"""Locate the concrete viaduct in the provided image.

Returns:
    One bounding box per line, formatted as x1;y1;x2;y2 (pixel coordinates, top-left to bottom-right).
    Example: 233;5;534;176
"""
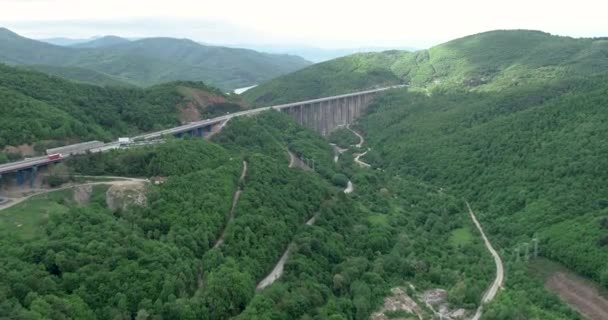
0;85;404;185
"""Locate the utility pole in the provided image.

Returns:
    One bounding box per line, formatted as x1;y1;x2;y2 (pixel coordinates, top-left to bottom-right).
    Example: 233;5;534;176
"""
532;237;539;258
523;242;530;262
515;246;520;262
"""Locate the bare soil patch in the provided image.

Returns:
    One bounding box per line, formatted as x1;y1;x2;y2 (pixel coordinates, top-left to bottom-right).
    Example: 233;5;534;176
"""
3;144;36;157
371;287;424;320
179;102;202;123
105;181;147;211
73;184;92;205
546;272;608;320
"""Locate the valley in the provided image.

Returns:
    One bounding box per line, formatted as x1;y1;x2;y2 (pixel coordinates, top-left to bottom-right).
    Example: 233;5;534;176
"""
0;23;607;320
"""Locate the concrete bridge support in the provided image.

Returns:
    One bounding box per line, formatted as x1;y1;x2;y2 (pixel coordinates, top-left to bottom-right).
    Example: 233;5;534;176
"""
280;92;377;136
16;170;25;186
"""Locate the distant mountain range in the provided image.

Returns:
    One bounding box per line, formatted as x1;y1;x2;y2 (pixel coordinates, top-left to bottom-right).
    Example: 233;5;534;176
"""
0;28;311;90
70;35;131;48
40;35;413;62
225;44;418;62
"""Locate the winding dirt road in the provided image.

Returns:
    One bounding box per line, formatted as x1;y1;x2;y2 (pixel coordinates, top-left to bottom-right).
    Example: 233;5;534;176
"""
288;150;295;168
329;143;347;163
347;125;365;148
354;149;371;168
213;161;247;249
467;201;504;320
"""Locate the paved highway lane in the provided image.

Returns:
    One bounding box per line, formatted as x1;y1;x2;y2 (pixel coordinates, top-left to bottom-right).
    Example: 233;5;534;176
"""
1;85;407;175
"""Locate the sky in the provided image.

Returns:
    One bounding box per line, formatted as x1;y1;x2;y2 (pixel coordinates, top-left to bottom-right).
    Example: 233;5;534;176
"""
1;0;607;49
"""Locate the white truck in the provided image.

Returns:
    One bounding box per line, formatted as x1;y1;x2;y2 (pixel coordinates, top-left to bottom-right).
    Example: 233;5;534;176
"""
118;137;131;146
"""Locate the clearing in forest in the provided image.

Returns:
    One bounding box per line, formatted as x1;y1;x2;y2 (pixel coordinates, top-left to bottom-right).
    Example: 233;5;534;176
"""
529;258;608;320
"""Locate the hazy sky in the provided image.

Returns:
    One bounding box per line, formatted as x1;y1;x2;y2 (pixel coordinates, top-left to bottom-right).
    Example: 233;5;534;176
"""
1;0;607;48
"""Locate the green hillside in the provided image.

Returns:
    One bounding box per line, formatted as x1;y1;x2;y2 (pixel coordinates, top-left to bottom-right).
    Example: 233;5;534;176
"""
22;65;134;87
244;30;608;105
242;51;404;105
0;109;501;319
0;64;243;154
357;76;608;316
0;28;311;90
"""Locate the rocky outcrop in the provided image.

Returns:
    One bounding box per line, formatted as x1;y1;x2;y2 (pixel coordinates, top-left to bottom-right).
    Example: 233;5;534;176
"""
105;182;147;211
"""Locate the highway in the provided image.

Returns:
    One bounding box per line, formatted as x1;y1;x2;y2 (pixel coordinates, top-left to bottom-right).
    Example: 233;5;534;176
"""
0;85;405;175
0;156;62;175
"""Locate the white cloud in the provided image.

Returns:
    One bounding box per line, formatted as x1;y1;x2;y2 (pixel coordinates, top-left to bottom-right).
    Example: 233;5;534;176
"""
1;0;607;48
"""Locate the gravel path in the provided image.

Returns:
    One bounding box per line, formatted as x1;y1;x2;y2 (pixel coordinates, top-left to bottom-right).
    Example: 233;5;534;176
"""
347;125;365;148
213;161;247;249
354;149;371;168
467;201;504;320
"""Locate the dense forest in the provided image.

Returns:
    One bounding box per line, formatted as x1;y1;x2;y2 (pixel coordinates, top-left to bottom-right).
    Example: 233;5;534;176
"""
2;28;607;320
357;76;608;317
0;27;310;90
1;110;506;319
0;64;242;154
244;30;608;106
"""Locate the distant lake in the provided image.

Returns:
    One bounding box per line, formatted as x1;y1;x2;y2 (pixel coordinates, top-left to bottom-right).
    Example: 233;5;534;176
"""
234;85;257;94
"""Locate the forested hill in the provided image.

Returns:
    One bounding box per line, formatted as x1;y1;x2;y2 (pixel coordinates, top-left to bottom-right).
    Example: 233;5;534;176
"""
358;76;608;316
70;36;130;48
244;30;608;105
0;27;311;90
0;64;243;156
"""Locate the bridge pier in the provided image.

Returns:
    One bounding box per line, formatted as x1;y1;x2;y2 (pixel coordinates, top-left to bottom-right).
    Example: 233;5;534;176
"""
315;102;323;134
197;127;204;137
29;166;37;188
276;88;388;135
16;170;24;186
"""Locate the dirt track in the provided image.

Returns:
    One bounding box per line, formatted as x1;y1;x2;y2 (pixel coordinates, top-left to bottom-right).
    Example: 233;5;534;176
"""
467;202;504;320
546;272;608;320
354;149;371;168
347;125;365;148
213;161;247;248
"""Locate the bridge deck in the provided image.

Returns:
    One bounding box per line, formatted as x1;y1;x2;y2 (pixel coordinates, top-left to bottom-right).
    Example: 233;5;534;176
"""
0;85;406;175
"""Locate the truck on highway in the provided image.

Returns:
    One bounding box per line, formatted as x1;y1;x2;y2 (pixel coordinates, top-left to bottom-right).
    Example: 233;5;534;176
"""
118;137;131;146
47;154;63;161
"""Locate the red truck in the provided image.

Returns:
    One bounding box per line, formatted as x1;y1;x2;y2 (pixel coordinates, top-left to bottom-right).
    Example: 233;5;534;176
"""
47;154;63;161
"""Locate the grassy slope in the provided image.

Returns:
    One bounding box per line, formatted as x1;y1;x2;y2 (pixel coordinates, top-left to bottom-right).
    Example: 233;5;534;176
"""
0;28;311;90
244;30;608;105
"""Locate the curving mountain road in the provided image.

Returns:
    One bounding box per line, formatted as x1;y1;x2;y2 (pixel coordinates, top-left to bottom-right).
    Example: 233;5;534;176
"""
347;125;365;148
354;149;371;168
467;201;504;320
